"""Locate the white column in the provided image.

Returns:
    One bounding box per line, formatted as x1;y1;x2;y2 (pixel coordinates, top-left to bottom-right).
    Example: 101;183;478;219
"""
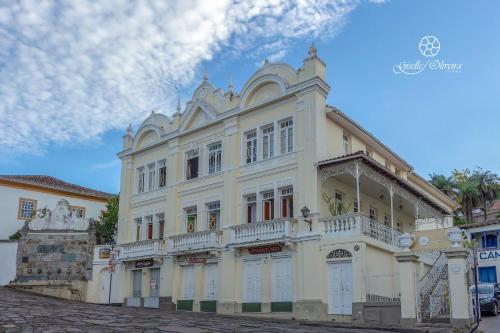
444;248;472;328
395;252;419;327
355;162;361;213
389;184;394;229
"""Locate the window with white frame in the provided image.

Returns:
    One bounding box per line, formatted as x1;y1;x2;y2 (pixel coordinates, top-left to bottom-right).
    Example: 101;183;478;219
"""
208;142;222;174
70;206;86;219
369;207;378;221
18;198;36;220
137;167;145;193
156;213;165;240
342;134;350;155
353;200;359;213
186;150;199;180
279;118;293;154
245;130;257;164
145;215;154;240
147;163;156;191
158;160;167;188
185;207;197;233
262;190;275;221
207;201;220;230
245;194;257;224
262;125;274;160
280;187;293;218
134;218;142;241
384;213;389;226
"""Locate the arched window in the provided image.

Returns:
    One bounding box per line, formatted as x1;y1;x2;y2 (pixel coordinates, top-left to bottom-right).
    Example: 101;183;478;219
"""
327;249;352;259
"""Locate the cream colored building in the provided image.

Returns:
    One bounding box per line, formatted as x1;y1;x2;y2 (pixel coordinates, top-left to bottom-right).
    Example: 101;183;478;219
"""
115;45;459;322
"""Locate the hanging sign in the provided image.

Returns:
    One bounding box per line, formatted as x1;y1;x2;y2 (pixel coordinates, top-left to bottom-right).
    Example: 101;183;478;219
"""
108;249;119;273
248;243;283;255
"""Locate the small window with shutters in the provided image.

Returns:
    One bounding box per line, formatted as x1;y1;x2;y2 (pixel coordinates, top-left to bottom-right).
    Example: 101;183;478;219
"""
262;190;275;221
246;195;257;224
185;207;197;233
134;218;142;241
145;215;153;240
156;213;165;240
280;187;293;218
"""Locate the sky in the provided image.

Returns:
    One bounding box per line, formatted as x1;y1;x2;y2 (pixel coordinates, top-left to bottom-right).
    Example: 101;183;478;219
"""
0;0;499;194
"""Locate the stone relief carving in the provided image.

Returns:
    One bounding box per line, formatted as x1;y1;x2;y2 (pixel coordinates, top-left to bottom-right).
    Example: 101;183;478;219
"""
29;199;89;231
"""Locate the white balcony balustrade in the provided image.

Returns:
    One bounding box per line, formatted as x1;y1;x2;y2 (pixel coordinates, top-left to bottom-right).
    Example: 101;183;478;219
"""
229;218;297;247
169;230;222;254
319;213;402;248
118;239;167;260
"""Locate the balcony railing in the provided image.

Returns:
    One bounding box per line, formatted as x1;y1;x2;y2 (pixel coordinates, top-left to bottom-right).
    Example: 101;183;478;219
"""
319;213;402;248
169;230;222;254
228;218;297;247
118;239;167;260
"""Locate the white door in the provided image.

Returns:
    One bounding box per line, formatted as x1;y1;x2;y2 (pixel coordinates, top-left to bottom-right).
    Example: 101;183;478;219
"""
244;260;262;302
272;257;292;302
150;268;160;297
132;270;142;298
183;265;195;299
99;269;111;303
328;261;352;315
205;263;218;300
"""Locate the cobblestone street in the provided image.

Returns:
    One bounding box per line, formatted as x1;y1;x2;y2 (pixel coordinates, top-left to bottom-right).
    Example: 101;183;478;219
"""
0;288;412;333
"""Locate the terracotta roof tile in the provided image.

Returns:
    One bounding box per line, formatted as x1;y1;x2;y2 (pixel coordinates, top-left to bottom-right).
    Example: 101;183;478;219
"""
0;175;114;200
459;219;500;229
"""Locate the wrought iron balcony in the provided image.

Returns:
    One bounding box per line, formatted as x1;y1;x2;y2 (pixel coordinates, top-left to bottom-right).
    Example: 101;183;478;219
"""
168;230;222;255
118;239;167;260
228;218;298;247
319;213;402;248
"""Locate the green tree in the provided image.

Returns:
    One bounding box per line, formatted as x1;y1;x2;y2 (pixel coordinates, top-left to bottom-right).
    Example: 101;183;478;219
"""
472;168;499;221
96;196;119;245
452;169;479;223
429;173;457;200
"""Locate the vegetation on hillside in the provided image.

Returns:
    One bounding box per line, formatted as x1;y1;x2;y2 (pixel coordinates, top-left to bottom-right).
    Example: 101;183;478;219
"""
429;168;499;225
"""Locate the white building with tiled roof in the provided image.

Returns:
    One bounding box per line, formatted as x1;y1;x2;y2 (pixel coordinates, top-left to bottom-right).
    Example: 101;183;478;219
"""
0;175;114;240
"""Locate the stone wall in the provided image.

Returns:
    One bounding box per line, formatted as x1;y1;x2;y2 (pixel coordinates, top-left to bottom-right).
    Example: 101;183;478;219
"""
10;222;96;301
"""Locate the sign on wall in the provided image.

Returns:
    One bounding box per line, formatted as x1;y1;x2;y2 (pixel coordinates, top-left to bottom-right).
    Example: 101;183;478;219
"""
248;243;283;255
478;249;500;262
99;248;110;259
135;259;155;268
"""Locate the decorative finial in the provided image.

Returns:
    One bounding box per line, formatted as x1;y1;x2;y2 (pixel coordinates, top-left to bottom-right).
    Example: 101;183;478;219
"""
228;75;234;92
264;58;269;65
308;41;317;58
176;96;181;113
126;123;133;135
203;68;208;82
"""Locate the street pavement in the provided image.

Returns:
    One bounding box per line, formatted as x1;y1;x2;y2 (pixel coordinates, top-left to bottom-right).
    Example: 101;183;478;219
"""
0;287;442;333
478;313;500;333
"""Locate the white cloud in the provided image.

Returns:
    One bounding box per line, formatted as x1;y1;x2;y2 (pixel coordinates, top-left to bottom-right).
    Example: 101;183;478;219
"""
90;160;121;171
0;0;380;155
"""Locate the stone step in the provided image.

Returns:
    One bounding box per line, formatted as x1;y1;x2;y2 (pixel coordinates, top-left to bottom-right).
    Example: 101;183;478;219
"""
159;297;176;311
430;315;451;324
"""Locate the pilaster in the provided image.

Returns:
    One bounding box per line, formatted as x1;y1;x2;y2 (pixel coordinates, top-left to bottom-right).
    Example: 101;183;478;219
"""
394;252;419;326
443;248;472;329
